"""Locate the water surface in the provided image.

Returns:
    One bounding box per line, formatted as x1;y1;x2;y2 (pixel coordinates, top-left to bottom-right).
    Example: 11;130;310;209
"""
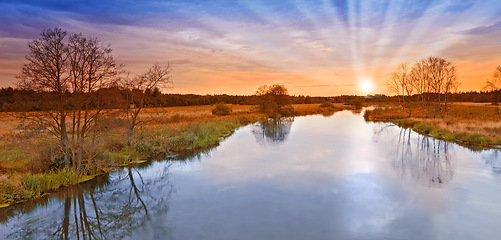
1;110;501;239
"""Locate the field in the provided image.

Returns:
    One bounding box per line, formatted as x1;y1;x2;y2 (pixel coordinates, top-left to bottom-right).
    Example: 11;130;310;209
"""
0;103;346;206
364;102;501;148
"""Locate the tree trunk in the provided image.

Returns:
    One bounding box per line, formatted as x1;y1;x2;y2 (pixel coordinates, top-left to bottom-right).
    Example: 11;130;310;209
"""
127;124;134;147
60;112;70;169
127;108;140;147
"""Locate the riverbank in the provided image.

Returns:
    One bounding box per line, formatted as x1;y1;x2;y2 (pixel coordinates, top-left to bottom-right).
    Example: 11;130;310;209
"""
0;103;346;207
364;103;501;150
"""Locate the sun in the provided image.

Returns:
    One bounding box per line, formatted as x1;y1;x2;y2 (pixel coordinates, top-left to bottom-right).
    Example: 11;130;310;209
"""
359;78;374;94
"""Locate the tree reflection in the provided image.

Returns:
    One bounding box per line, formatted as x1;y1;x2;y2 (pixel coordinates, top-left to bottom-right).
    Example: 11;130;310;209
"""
5;163;173;240
482;150;501;175
392;128;454;186
252;117;294;144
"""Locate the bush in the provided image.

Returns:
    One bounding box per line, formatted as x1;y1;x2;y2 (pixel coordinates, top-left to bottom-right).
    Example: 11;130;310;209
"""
33;138;63;172
0;178;18;204
212;103;232;116
279;105;295;117
414;123;434;134
256;84;293;118
319;101;335;108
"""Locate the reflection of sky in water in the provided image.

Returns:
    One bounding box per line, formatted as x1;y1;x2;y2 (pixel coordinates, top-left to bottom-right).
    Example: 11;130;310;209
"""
2;110;501;239
163;111;501;240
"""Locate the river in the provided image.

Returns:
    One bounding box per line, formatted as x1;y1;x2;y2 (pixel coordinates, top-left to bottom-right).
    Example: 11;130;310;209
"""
1;110;501;239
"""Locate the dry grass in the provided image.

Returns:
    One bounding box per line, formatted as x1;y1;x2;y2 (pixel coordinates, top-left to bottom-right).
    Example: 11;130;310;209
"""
0;101;354;207
0;103;332;172
0;113;19;136
418;104;501;138
366;102;501;145
294;103;348;116
418;119;501;138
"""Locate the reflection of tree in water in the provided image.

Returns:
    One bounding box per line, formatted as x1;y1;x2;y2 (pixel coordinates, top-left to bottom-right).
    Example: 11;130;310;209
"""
482;150;501;175
252;117;294;144
392;128;454;186
5;163;173;240
321;111;335;117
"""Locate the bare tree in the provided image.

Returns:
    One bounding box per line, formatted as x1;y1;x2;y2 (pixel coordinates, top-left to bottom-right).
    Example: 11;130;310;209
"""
410;60;432;118
388;63;413;117
439;60;459;118
16;28;119;171
425;57;458;118
66;33;119;171
17;28;72;168
409;57;458;118
483;66;501;119
123;63;173;146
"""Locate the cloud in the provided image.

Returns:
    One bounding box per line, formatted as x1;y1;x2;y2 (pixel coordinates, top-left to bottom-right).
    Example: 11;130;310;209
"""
1;0;501;94
463;21;501;35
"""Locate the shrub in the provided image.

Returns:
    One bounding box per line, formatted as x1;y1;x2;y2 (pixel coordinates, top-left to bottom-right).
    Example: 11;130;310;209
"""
256;84;293;118
212;103;232;116
0;178;18;204
414;123;434;134
168;113;183;123
279;105;295;117
33;138;63;172
319;101;335;108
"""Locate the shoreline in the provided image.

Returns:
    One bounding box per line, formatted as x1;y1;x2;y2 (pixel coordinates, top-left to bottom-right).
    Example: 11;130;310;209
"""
364;104;501;150
0;104;345;208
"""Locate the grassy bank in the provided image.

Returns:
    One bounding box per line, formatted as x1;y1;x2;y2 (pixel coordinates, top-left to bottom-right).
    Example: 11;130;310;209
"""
364;103;501;149
0;104;343;207
0;114;263;207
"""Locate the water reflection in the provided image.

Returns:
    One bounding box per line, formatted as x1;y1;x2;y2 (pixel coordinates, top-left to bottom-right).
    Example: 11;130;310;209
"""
482;150;501;175
252;117;294;144
2;111;501;240
390;127;454;186
2;163;173;240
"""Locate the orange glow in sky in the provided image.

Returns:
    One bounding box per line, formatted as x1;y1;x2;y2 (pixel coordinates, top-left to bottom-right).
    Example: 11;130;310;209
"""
1;1;501;96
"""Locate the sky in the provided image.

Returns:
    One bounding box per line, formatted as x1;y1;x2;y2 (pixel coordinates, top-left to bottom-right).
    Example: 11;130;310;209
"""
1;0;501;96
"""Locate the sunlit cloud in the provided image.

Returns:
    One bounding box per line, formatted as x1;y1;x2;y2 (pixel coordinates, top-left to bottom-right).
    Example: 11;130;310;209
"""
1;0;500;95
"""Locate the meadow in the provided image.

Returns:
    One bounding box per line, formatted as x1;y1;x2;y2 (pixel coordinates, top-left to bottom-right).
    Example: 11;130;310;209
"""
364;102;501;149
0;103;345;207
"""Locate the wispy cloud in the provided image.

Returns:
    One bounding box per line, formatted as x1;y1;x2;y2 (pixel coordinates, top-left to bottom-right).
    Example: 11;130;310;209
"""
1;0;501;95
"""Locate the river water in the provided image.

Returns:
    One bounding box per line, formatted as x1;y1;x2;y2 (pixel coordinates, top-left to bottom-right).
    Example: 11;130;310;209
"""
1;110;501;240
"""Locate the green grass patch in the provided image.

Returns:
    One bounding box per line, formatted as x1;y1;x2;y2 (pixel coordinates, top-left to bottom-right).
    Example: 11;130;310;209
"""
21;169;81;198
1;114;265;207
1;169;84;206
0;178;18;205
0;149;32;172
393;119;501;149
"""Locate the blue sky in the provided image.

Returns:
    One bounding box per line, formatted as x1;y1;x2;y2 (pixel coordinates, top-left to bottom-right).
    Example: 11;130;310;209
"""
1;0;501;95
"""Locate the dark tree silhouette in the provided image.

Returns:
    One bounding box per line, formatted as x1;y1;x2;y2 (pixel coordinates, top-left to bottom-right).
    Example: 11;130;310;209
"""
122;63;173;146
17;28;72;168
483;66;501;119
16;28;118;171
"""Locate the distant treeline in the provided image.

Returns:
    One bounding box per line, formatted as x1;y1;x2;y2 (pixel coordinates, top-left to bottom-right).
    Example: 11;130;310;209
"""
0;86;499;112
368;91;501;103
0;86;334;112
